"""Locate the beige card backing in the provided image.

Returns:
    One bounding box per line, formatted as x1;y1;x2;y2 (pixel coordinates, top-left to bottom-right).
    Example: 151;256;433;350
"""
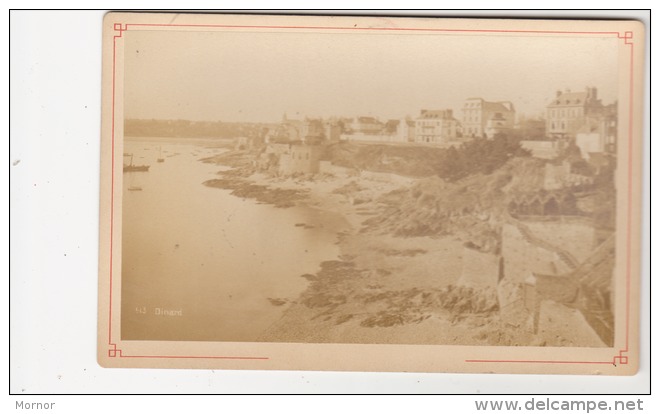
98;13;645;374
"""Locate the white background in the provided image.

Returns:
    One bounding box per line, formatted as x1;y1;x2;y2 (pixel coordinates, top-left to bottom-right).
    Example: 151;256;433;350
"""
6;4;653;412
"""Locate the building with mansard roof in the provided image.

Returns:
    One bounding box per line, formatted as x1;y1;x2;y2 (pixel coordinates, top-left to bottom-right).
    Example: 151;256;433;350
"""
461;98;515;139
414;109;459;144
546;87;603;140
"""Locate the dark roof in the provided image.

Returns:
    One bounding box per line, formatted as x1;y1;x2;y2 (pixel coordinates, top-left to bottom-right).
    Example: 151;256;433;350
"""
357;116;380;124
547;91;589;107
304;118;324;127
482;101;514;113
384;120;400;133
419;109;454;120
464;99;515;113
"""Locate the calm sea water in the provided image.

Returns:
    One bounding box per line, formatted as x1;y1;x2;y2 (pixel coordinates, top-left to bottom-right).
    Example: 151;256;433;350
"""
120;137;345;341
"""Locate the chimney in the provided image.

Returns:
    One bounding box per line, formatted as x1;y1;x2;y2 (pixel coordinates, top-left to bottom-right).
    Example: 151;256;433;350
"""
556;90;562;98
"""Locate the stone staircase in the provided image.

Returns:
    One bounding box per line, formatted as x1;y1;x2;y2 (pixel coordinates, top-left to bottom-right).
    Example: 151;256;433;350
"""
508;217;580;271
571;234;616;346
501;214;615;345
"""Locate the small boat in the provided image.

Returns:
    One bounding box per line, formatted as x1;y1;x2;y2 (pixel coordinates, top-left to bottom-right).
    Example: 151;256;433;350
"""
128;186;143;191
157;147;165;163
123;154;150;172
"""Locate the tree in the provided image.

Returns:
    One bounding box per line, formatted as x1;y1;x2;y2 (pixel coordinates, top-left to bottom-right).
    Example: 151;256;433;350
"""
437;134;529;182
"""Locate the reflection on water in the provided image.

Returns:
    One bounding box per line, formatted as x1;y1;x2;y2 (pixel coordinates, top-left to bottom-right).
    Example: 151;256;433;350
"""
121;137;345;341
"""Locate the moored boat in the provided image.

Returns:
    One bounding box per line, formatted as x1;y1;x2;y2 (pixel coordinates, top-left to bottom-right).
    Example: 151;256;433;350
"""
123;153;150;172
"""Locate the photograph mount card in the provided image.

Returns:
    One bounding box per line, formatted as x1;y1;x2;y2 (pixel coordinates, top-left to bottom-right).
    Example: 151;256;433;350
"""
98;13;645;374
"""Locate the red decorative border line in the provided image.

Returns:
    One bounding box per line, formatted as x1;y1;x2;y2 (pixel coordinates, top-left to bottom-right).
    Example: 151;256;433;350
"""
472;31;635;368
108;23;267;361
106;22;637;367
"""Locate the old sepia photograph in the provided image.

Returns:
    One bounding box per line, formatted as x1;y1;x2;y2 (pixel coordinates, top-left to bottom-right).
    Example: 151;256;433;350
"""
98;13;644;373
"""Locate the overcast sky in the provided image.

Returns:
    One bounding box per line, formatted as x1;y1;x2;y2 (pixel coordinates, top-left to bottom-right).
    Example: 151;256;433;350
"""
123;30;619;123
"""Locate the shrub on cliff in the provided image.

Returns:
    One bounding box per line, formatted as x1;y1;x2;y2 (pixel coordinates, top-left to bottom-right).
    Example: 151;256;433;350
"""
437;134;531;181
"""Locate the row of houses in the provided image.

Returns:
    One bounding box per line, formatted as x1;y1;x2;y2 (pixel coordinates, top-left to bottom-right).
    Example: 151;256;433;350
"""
341;98;517;145
244;86;617;174
259;87;614;154
263;98;517;148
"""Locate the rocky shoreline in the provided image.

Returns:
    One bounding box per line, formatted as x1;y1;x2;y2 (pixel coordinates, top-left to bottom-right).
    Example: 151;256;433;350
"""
200;149;606;347
199;150;513;345
204;176;308;208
